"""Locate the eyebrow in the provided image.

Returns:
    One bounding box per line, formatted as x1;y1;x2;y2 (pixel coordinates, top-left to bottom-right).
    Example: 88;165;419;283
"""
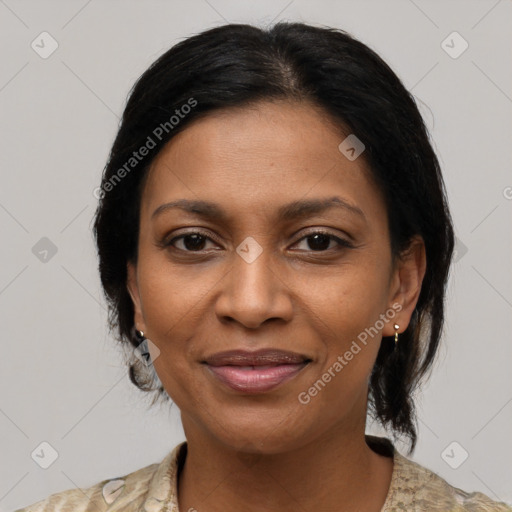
151;196;366;223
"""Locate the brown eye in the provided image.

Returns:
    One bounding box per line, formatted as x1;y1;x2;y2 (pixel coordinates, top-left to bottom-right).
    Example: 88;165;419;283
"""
167;232;217;252
162;229;353;255
304;233;333;251
293;231;353;252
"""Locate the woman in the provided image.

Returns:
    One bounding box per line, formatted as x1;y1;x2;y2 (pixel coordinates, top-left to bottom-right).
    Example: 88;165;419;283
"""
16;21;511;512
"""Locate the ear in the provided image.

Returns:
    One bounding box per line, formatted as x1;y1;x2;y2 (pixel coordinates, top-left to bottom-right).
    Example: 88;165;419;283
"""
382;235;426;337
126;261;146;333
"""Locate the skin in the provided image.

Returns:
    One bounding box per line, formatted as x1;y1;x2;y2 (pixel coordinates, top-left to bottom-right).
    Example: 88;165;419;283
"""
127;99;426;512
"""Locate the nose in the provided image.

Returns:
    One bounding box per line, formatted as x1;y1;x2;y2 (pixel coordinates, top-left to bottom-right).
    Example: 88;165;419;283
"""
214;240;294;329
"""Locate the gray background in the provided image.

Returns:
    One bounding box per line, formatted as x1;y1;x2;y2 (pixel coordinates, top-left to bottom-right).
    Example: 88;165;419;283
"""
1;0;511;509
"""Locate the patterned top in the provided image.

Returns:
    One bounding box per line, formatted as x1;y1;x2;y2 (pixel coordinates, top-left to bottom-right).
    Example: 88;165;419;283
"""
14;435;512;512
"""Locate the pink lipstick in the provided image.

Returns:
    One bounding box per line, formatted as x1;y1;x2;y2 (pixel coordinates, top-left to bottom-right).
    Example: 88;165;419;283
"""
203;349;311;393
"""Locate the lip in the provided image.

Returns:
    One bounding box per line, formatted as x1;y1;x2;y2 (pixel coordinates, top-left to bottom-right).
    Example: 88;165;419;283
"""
203;349;310;366
202;349;311;394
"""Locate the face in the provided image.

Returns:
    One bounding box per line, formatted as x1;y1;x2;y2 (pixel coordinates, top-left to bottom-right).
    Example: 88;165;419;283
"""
127;100;425;454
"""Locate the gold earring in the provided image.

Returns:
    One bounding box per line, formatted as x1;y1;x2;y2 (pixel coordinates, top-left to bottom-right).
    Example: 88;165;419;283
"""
394;324;400;345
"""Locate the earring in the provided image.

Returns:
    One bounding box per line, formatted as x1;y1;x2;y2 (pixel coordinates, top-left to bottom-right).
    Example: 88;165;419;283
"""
394;324;400;345
134;329;150;364
132;328;162;389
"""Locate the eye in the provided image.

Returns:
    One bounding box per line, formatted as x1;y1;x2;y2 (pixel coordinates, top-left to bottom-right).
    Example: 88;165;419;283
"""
162;229;354;254
292;230;354;252
165;231;218;252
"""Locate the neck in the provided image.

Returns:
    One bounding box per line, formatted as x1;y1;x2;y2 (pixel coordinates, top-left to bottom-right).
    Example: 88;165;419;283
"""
177;419;393;512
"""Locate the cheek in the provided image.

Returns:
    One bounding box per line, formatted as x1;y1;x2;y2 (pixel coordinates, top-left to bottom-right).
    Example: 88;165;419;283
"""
135;258;223;402
299;339;379;427
136;269;194;374
136;252;213;338
302;261;390;330
299;265;388;398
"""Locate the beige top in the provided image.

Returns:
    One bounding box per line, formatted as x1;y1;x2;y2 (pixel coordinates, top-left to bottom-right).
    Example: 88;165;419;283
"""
15;435;512;511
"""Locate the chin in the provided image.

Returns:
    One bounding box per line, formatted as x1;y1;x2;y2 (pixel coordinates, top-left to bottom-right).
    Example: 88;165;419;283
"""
203;413;313;455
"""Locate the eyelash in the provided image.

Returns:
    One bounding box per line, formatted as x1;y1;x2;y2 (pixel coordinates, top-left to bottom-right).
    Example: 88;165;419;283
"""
162;229;354;254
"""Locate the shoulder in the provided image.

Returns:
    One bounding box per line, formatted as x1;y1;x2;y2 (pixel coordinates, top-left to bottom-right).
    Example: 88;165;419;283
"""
387;450;512;511
13;444;184;512
13;463;158;512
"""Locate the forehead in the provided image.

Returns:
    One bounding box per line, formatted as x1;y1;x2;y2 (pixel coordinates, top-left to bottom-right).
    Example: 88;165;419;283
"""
140;100;386;226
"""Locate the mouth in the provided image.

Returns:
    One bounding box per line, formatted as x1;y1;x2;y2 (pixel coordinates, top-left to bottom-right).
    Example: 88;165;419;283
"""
202;349;312;394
